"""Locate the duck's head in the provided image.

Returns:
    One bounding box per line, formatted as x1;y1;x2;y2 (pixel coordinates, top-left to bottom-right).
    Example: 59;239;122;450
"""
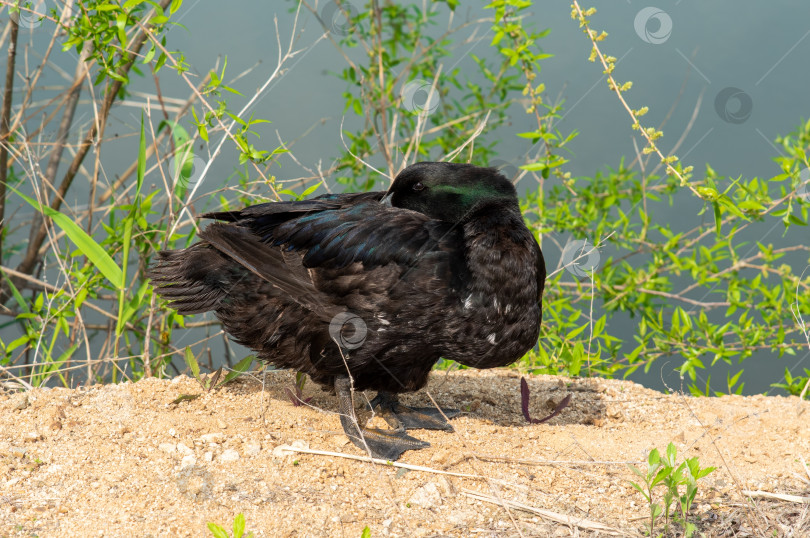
382;162;519;223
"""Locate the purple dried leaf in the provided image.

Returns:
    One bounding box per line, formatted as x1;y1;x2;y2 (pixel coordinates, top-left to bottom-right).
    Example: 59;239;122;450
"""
534;394;572;424
285;386;312;407
521;377;571;424
285;387;302;407
520;377;533;422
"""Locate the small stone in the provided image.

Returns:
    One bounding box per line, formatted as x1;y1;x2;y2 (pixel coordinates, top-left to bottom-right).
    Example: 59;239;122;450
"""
244;443;261;457
329;435;349;447
176;442;193;456
437;476;455;496
408;482;441;508
200;433;224;444
13;395;29;411
220;449;240;463
204;451;214;462
429;449;451;465
168;428;177;437
447;510;474;525
273;440;309;457
180;454;197;468
10;446;26;458
24;431;41;442
216;420;228;429
159;443;177;454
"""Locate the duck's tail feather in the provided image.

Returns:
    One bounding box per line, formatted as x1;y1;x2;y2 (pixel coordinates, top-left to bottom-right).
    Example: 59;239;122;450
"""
148;243;233;315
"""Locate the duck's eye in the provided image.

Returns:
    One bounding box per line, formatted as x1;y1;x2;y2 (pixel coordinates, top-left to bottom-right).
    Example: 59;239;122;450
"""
412;181;425;192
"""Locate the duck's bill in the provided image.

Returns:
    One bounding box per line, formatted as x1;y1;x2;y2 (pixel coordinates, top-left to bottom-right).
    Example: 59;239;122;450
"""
380;192;393;207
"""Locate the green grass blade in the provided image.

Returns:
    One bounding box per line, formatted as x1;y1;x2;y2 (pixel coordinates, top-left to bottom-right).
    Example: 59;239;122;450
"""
11;187;123;286
0;269;31;314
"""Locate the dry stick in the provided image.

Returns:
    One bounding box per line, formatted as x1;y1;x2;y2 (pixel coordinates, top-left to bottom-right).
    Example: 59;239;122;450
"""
7;0;74;137
17;134;95;388
0;363;33;390
792;267;810;400
10;0;174;292
273;445;526;491
371;0;393;178
421;390;526;538
570;1;698;198
27;47;89;265
161;9;314;239
743;490;810;504
462;489;626;536
472;454;643;466
331;344;416;537
661;384;771;535
97;73;209;204
0;15;19;263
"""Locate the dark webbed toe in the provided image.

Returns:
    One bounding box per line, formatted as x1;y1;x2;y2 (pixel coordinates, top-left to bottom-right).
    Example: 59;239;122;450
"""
369;391;460;432
335;377;431;460
349;427;430;461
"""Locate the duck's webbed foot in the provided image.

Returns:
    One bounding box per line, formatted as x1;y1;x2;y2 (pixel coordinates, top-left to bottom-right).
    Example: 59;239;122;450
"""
368;391;460;432
334;377;429;461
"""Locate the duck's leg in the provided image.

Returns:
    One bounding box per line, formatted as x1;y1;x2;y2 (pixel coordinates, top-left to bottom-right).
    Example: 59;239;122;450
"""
334;377;429;461
368;391;460;432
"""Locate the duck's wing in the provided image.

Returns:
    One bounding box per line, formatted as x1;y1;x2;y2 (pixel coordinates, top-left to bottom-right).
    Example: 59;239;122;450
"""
195;195;456;314
208;193;446;271
201;192;383;231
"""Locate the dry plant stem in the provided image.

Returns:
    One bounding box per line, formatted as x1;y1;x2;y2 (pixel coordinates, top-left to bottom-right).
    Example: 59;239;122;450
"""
421;390;525;538
17;136;95;386
473;454;643;466
371;0;394;178
331;345;416;536
8;1;73;136
670;391;770;535
571;1;697;196
161;10;313;238
743;490;810;504
462;489;626;536
28;48;89;249
0;16;19;262
98;74;209;204
9;0;174;294
274;445;526;490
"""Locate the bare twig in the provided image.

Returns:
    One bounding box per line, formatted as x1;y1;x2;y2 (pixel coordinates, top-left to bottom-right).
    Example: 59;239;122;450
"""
743;490;810;504
0;14;20;262
462;488;626;535
9;0;174;295
272;444;526;490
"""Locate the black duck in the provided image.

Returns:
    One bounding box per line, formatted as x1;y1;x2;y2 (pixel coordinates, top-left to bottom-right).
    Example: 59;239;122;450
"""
150;161;546;460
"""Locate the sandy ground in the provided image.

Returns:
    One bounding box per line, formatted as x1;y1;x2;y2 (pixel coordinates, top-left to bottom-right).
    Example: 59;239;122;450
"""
1;369;809;537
